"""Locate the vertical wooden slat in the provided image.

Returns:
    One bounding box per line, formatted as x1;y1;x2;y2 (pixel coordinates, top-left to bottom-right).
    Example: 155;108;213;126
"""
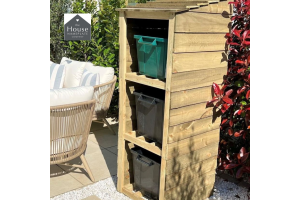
117;11;127;192
159;12;175;200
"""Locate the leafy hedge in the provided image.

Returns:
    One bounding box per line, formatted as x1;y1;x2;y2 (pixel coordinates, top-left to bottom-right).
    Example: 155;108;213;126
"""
50;0;71;63
207;0;250;180
50;0;125;118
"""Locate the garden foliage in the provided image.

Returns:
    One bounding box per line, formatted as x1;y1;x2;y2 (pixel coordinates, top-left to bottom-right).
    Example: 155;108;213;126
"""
207;0;250;179
50;0;72;63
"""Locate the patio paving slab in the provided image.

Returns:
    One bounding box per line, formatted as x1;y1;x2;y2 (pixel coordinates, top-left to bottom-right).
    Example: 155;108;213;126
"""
83;195;101;200
89;126;118;148
106;145;118;155
50;165;83;197
58;149;118;186
85;140;104;155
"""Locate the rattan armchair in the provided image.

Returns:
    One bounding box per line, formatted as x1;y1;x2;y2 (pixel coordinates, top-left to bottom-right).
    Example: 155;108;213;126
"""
92;75;117;134
50;99;96;182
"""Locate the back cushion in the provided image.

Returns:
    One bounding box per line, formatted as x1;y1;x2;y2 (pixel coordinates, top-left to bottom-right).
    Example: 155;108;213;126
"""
80;69;100;86
60;57;86;88
85;63;114;84
50;86;94;106
50;61;65;89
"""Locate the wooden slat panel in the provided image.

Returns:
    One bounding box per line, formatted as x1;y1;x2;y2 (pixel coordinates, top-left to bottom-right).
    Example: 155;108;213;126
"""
166;142;218;174
131;2;200;9
154;0;218;2
174;33;227;53
168;115;221;143
169;102;221;126
190;0;233;14
175;12;231;33
117;8;187;12
125;11;171;20
165;182;214;200
171;67;227;92
173;51;227;73
165;171;215;199
165;156;217;190
167;129;219;159
170;85;215;109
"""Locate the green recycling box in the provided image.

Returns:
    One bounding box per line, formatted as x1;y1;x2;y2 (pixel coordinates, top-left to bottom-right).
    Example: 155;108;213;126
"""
134;35;168;80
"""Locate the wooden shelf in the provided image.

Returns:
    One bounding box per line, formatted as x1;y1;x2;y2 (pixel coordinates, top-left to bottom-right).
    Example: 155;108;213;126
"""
125;72;166;90
124;131;162;156
122;184;144;200
116;8;187;12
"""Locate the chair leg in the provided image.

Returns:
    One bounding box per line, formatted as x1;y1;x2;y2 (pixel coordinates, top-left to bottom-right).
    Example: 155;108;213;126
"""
80;154;95;182
103;118;116;135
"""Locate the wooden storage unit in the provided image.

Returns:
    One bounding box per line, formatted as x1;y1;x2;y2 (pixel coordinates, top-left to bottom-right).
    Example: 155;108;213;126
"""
117;1;231;199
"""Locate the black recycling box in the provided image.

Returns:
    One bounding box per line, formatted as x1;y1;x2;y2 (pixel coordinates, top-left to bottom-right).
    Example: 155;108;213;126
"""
133;91;164;143
130;147;161;199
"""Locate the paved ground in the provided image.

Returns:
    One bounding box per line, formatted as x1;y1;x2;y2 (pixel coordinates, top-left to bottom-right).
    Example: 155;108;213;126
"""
50;120;118;198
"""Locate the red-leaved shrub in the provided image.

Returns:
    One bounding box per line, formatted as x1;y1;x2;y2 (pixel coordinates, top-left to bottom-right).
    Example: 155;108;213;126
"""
207;0;250;180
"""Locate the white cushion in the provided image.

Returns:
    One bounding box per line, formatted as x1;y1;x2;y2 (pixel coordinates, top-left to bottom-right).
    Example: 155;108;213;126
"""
85;63;114;84
60;57;86;88
80;69;100;86
50;86;94;106
50;61;66;89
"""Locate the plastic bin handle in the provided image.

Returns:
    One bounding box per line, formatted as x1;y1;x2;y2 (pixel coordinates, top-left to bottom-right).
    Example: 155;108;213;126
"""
138;37;157;46
138;94;156;105
136;155;154;166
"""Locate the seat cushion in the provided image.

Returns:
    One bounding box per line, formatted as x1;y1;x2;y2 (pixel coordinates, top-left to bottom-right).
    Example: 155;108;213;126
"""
50;86;94;106
50;61;65;89
85;62;114;84
60;57;86;88
80;69;100;86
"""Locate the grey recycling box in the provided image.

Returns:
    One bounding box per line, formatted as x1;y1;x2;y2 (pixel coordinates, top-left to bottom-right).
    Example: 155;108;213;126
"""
130;147;161;199
133;91;164;143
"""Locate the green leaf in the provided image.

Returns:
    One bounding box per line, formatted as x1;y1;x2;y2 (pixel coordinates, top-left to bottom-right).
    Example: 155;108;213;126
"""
104;28;111;33
108;54;115;59
241;112;246;117
103;48;110;56
241;101;247;106
235;81;244;87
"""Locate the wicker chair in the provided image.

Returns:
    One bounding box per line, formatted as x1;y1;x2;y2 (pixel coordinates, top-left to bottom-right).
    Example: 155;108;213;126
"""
50;99;96;182
92;75;117;134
